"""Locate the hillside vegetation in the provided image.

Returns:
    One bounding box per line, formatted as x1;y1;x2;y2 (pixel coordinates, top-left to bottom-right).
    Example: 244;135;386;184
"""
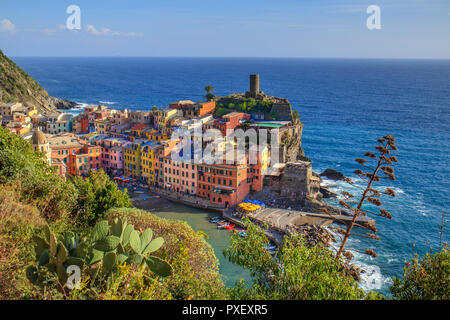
0;126;226;299
0;49;76;112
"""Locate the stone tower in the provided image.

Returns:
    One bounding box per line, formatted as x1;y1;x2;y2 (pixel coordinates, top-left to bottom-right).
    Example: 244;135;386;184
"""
249;74;260;96
31;127;51;165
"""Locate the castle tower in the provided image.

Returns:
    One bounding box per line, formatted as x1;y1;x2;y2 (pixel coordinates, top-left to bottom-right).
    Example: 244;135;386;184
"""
31;127;51;165
250;74;260;96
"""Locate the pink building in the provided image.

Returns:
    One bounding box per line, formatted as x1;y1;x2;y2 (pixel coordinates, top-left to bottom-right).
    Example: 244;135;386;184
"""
94;138;131;175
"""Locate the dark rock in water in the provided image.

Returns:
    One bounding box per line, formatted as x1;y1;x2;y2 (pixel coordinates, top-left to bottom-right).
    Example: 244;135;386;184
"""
320;187;338;199
50;97;78;110
320;168;345;181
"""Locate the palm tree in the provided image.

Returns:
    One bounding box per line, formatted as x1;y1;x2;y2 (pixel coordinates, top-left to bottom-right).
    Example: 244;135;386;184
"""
205;85;214;94
205;85;215;101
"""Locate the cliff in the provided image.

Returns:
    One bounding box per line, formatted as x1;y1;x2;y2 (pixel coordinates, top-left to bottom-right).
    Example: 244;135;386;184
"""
0;49;76;113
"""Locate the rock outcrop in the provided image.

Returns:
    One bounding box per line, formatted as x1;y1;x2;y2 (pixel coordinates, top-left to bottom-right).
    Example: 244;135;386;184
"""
0;50;77;114
320;168;345;181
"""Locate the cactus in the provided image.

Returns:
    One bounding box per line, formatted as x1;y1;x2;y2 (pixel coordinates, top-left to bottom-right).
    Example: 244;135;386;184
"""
26;225;86;286
26;218;172;290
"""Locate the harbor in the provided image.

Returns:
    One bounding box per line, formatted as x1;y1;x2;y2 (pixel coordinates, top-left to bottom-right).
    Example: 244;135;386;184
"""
128;184;375;250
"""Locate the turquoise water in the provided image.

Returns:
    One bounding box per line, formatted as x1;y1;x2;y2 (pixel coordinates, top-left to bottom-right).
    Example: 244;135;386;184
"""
151;202;253;287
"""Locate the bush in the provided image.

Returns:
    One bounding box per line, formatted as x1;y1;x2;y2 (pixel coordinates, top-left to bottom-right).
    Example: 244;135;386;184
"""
390;249;449;300
224;218;366;300
106;208;227;299
0;188;72;299
0;126;77;220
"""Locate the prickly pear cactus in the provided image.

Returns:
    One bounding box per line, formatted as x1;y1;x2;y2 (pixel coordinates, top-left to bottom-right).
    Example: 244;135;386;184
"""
26;218;172;290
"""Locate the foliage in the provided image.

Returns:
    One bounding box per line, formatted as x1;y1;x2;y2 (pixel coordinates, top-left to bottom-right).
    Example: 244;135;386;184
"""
390;249;449;300
25;217;172;298
106;208;227;299
69;169;132;225
332;135;398;260
224;218;366;300
292;110;301;123
215;98;273;117
0;126;77;220
0;49;58;112
0;187;73;299
204;85;215;101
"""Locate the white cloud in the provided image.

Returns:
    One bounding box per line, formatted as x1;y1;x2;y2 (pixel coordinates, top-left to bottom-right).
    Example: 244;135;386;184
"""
86;24;143;37
0;19;16;33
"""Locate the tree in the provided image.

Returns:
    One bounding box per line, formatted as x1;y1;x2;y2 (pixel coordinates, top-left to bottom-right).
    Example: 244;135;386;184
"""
70;170;132;225
204;85;214;94
330;135;398;261
224;218;366;300
152;106;158;111
204;85;215;101
0;126;77;220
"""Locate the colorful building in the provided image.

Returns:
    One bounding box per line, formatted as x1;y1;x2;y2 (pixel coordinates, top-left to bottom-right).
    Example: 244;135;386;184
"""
123;139;146;178
48;133;101;176
141;141;159;184
214;112;251;136
95;138;130;175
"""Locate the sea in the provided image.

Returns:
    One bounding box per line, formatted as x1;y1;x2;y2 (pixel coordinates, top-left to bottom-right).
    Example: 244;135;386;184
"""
12;57;450;295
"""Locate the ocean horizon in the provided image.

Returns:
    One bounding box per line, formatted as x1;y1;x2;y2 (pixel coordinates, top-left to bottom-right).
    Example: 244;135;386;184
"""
12;56;450;295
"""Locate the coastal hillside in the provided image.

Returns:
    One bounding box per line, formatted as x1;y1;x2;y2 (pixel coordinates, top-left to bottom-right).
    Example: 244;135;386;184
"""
0;49;76;113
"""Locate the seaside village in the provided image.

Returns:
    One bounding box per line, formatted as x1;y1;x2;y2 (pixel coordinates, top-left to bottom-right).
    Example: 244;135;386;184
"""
0;76;346;242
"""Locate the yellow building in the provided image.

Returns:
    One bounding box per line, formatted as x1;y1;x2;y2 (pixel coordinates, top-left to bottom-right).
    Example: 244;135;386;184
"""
140;141;160;185
123;140;145;178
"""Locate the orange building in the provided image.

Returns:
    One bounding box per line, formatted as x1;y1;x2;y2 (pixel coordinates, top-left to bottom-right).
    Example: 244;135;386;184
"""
48;134;102;176
169;100;215;118
195;152;263;207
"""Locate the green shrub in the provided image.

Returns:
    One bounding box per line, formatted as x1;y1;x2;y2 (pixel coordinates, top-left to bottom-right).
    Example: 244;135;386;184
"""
390;249;449;300
0;126;77;220
224;218;366;300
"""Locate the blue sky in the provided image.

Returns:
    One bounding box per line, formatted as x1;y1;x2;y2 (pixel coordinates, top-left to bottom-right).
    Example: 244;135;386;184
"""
0;0;449;58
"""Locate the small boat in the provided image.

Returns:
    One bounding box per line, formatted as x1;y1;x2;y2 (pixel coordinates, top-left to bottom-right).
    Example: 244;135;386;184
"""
234;229;246;233
224;224;235;230
218;223;230;229
216;221;228;225
209;216;221;221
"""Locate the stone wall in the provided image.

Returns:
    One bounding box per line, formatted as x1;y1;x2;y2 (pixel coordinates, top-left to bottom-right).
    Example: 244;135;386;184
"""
269;100;292;121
